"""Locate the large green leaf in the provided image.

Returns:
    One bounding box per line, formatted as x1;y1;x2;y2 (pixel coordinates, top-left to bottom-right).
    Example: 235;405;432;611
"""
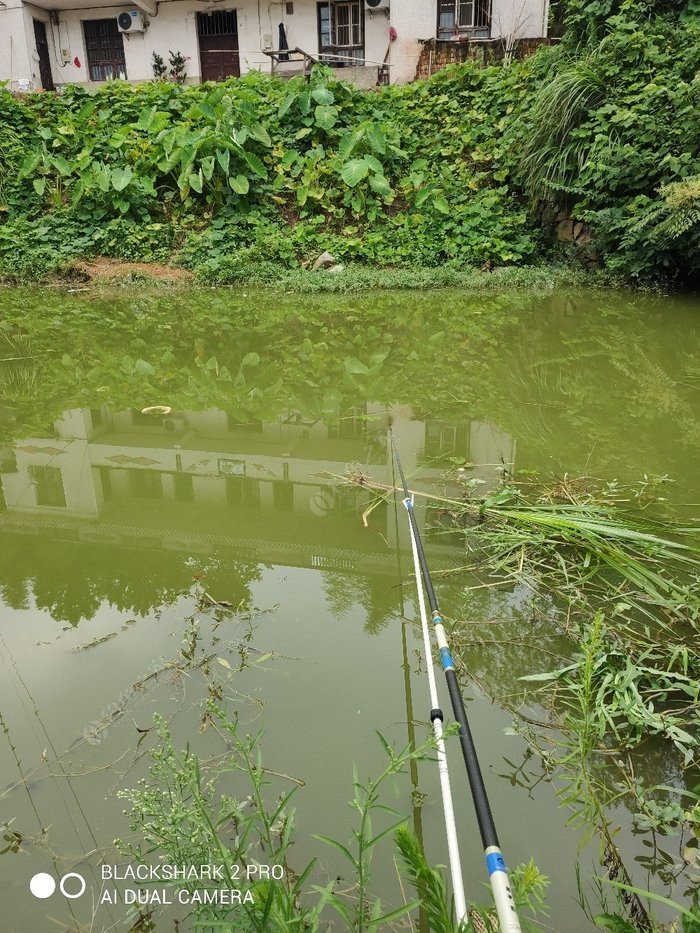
247;123;271;147
344;357;370;374
52;156;72;177
135;106;157;131
111;166;133;191
19;151;41;178
433;193;450;214
414;185;434;207
277;92;297;119
366;124;386;155
216;148;230;175
338;130;363;161
369;173;393;197
201;156;215;182
341;159;370;187
314;105;339;132
195;102;217;122
311;87;334;106
229;174;250;195
244;151;267;178
364;154;384;174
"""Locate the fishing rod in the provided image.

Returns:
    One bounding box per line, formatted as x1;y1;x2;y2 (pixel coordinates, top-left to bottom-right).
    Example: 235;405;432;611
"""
390;434;522;933
407;499;468;924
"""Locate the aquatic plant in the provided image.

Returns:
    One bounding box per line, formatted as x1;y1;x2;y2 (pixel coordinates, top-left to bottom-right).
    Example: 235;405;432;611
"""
118;704;544;930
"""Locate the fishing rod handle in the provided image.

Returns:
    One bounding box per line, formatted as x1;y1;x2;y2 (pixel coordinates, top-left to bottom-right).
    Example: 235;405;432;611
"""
486;847;522;933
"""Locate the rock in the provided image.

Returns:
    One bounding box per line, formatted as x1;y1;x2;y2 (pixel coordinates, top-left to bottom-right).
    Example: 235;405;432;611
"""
312;250;336;271
556;219;575;242
327;263;345;274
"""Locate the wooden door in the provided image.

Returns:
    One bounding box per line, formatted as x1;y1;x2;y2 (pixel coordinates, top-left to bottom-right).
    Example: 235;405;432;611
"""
33;20;55;90
197;11;240;82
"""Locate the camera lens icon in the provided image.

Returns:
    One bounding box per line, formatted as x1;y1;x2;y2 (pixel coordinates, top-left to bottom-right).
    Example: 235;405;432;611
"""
30;872;86;899
29;873;55;899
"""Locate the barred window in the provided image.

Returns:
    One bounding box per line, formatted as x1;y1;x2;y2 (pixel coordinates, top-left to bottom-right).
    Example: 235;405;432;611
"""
317;1;364;66
437;0;491;38
83;19;126;81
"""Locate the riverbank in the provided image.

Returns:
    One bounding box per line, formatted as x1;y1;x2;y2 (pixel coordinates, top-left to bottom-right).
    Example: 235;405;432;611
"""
1;6;696;289
1;257;629;293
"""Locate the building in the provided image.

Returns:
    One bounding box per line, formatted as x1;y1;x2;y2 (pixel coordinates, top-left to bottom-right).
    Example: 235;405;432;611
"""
0;0;548;91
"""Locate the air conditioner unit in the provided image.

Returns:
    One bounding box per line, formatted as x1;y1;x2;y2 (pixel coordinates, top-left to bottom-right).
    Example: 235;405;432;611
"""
365;0;390;10
117;10;146;32
163;415;188;434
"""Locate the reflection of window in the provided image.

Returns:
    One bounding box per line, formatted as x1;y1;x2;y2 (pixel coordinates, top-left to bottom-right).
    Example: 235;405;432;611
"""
30;465;66;507
226;477;261;509
437;0;491;38
424;421;469;460
129;470;163;499
227;415;263;433
83;19;126;81
317;1;364;66
99;466;112;500
219;458;246;476
131;408;163;427
328;405;367;439
273;481;294;511
173;473;194;501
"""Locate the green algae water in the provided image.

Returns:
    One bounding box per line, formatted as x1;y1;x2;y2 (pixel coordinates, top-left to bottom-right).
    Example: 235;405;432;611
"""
0;287;698;932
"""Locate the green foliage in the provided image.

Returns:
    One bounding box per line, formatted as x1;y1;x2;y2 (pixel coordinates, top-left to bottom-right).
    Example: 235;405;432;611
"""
395;826;471;932
514;18;700;279
118;710;466;930
167;50;188;85
0;64;539;281
2;6;696;284
151;52;167;81
118;702;546;930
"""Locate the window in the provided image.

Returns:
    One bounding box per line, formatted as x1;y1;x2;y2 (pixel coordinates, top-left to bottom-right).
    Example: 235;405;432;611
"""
30;466;66;508
437;0;491;38
317;1;364;67
83;19;126;81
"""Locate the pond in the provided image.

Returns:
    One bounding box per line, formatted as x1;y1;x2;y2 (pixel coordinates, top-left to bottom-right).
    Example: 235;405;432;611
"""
0;286;698;932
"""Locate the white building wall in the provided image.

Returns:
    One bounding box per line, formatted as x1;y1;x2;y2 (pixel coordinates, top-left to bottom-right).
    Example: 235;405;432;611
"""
388;0;435;84
0;2;34;91
491;0;548;39
0;0;394;88
0;0;548;91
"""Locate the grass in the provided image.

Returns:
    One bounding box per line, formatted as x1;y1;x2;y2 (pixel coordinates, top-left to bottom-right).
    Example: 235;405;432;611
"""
350;467;700;930
0;256;626;292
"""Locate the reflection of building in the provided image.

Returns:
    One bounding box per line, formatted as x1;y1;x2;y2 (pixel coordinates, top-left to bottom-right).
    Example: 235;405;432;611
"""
0;405;514;572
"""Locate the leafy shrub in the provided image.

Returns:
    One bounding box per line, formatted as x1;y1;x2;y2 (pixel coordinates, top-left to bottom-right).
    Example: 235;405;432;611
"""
0;3;697;284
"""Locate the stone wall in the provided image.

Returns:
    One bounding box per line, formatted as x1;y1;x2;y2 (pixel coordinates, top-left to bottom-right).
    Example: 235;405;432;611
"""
415;36;557;79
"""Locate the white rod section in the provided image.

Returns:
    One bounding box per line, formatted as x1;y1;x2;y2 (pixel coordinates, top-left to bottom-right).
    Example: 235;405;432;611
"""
408;508;468;926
